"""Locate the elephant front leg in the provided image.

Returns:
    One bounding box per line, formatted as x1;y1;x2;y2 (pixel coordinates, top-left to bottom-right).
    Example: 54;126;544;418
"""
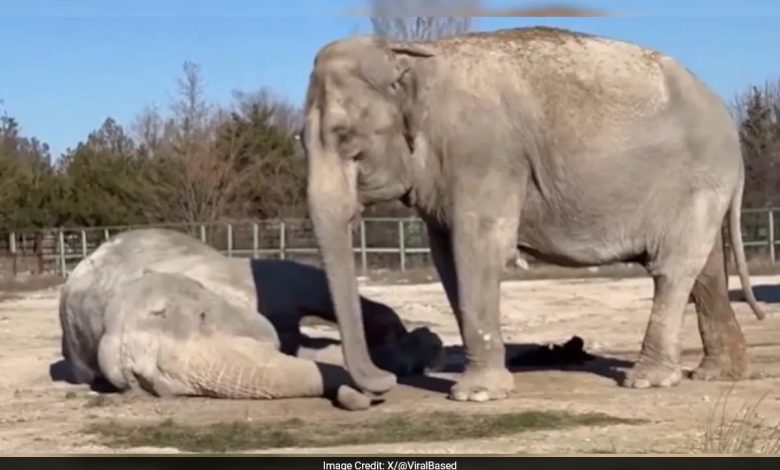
448;213;517;402
690;232;749;381
426;221;461;329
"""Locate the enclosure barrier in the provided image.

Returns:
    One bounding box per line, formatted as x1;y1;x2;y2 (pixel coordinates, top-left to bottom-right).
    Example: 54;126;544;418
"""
2;208;779;279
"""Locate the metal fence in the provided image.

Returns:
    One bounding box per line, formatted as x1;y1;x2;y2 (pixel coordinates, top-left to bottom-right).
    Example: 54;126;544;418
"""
0;217;433;278
2;208;780;279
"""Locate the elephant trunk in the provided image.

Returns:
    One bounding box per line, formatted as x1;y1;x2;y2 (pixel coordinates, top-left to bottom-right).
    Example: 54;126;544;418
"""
304;109;396;395
169;336;371;410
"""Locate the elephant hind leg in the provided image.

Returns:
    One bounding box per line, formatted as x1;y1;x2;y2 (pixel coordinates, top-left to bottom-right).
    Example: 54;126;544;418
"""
689;230;749;381
624;193;723;389
623;270;699;388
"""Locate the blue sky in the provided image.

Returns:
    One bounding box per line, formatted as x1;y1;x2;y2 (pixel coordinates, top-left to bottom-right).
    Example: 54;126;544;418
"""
1;0;780;158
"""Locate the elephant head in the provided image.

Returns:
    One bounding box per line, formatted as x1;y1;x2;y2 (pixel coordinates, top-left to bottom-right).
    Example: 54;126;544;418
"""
98;271;278;396
301;36;436;394
97;271;370;409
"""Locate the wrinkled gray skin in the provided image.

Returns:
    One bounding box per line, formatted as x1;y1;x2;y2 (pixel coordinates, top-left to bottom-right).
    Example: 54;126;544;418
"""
59;229;443;409
301;26;766;402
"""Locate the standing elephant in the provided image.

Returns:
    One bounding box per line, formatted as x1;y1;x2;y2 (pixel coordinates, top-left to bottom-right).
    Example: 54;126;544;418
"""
300;26;766;402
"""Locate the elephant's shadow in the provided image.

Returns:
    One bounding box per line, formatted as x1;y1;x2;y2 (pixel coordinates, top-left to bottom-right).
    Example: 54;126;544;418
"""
246;258;634;394
397;337;634;395
49;359;119;393
284;334;634;396
729;284;780;304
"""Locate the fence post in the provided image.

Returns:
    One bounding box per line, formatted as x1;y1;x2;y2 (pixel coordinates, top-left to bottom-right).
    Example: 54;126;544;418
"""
199;225;207;243
252;223;259;259
279;221;287;260
9;232;17;278
80;230;87;259
226;224;233;257
721;224;730;289
58;230;67;278
398;219;406;272
769;209;776;263
360;220;368;275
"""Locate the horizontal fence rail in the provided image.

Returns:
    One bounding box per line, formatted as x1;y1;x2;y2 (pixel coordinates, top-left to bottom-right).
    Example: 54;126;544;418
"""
2;208;780;279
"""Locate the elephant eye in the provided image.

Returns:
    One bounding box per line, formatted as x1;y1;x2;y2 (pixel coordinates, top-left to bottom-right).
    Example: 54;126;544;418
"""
332;126;361;159
332;126;353;143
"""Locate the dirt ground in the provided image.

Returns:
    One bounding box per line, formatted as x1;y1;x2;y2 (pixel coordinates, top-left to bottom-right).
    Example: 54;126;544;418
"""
2;273;780;455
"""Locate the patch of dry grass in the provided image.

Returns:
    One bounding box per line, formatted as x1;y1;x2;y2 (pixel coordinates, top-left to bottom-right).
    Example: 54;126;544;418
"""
703;387;780;454
86;410;640;453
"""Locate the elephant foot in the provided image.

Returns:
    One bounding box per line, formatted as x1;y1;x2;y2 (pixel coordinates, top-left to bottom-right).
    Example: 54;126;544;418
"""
353;367;397;396
689;354;749;382
449;366;514;402
336;385;372;411
622;361;682;389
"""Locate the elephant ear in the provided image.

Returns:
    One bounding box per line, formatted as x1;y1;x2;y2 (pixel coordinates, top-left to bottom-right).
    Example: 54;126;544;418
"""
358;39;435;93
388;43;435;96
385;43;435;142
389;43;436;67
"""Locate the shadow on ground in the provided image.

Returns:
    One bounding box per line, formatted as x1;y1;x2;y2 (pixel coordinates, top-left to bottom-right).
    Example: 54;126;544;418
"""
730;284;780;304
49;359;120;393
50;335;634;400
399;337;634;395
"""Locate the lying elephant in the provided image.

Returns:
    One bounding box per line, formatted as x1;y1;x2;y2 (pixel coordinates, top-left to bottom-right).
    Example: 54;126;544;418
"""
300;26;766;401
96;270;373;409
59;228;443;409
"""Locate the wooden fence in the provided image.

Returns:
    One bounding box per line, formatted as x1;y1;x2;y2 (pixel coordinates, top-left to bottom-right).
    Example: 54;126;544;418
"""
2;208;780;279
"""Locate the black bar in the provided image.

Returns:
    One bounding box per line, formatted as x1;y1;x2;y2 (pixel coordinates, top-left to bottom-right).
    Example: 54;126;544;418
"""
1;457;780;470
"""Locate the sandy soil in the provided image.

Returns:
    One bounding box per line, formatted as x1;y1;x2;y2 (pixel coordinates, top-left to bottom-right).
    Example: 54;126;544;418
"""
1;274;780;455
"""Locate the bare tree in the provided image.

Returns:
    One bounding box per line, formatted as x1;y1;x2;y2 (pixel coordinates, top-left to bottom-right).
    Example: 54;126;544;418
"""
128;62;223;223
132;104;165;157
231;88;302;137
134;62;306;223
369;0;478;41
171;61;211;140
365;0;609;40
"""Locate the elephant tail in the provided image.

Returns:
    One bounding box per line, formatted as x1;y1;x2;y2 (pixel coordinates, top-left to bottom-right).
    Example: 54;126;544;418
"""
727;176;766;320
